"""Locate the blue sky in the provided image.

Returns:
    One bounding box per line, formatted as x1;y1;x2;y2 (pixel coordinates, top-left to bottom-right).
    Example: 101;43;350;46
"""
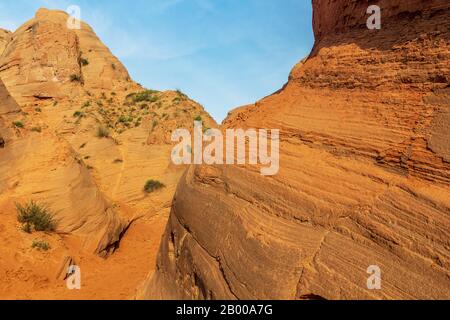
0;0;314;122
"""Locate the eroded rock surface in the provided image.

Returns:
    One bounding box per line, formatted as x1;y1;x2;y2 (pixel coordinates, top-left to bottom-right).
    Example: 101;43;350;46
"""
144;0;450;300
0;8;133;105
0;29;11;56
0;8;215;299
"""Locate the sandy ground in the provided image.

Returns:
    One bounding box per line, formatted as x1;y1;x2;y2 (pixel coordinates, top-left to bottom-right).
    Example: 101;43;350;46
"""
0;203;168;300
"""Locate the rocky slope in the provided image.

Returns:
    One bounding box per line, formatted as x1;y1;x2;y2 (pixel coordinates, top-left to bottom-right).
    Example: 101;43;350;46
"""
144;0;450;299
0;9;133;104
0;8;215;299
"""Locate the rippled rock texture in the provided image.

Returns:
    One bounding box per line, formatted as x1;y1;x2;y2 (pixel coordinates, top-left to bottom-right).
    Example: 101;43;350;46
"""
144;0;450;300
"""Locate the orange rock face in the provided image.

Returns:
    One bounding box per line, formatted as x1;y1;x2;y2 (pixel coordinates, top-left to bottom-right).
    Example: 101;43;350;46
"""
0;29;11;56
0;78;19;148
0;8;134;105
144;1;450;299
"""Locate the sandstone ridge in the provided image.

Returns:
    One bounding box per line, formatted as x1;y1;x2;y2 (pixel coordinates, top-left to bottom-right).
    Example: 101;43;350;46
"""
144;0;450;300
0;8;215;299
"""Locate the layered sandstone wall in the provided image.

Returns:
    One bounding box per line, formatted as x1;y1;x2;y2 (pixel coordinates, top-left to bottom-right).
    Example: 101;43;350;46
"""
143;0;450;299
312;0;449;40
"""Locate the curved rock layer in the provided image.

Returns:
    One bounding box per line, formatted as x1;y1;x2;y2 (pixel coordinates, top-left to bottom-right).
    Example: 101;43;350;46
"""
144;1;450;299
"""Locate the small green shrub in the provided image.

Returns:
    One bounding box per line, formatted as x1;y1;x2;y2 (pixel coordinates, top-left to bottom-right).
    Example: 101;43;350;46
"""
12;121;24;128
144;180;165;193
176;89;187;98
16;201;56;232
73;111;84;118
97;126;110;138
194;115;202;122
82;101;91;108
127;90;159;103
152;120;158;131
31;239;51;251
21;223;32;234
70;74;82;82
173;97;181;104
79;57;89;66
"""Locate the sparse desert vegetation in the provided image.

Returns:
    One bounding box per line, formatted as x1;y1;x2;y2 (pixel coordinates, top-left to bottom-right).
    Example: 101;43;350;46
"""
79;57;89;66
97;126;110;138
73;111;84;118
126;90;159;103
68;88;213;138
12;121;24;128
31;239;51;251
70;74;82;82
16;201;56;233
144;179;165;193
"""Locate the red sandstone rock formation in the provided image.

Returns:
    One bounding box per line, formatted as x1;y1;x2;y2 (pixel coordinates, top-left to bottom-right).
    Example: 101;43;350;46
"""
0;8;134;105
0;8;215;299
143;0;450;299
